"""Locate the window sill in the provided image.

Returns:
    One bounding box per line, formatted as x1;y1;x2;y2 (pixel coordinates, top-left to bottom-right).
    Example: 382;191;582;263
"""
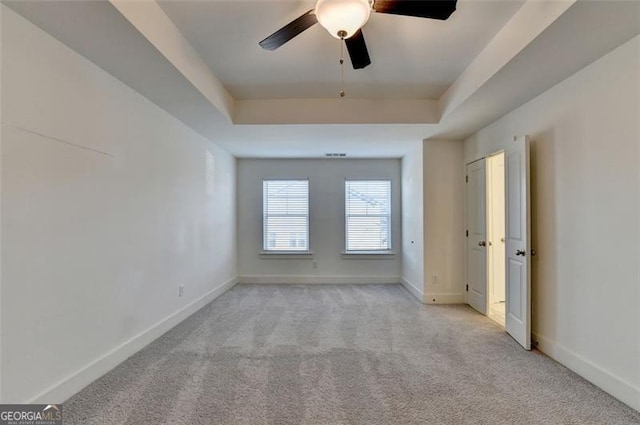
260;251;314;259
341;251;396;259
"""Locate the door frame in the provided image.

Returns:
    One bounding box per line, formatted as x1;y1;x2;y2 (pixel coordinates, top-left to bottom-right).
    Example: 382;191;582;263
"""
465;151;504;315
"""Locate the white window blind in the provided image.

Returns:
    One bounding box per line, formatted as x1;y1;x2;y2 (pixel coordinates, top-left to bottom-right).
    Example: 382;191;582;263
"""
345;180;391;251
263;180;309;251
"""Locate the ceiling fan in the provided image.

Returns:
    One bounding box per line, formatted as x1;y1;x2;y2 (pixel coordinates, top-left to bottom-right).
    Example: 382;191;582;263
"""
259;0;457;70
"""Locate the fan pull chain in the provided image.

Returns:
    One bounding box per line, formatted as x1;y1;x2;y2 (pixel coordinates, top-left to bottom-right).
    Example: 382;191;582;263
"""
339;34;345;98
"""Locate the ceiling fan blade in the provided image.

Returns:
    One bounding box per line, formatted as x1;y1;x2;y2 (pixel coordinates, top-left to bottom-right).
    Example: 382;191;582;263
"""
259;10;318;50
345;29;371;70
373;0;457;20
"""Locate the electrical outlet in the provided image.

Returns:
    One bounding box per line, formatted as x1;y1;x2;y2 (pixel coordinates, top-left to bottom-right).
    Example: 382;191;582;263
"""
312;260;318;269
179;285;184;297
431;275;438;284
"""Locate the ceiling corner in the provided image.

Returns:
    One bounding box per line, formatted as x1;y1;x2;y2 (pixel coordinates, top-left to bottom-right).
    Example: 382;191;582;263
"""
109;0;235;122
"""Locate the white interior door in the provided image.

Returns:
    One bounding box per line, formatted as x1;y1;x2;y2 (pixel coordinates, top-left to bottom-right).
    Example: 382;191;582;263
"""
466;159;487;314
505;136;531;350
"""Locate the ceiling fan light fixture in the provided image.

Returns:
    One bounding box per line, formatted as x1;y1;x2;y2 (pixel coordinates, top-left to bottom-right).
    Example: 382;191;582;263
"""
315;0;371;39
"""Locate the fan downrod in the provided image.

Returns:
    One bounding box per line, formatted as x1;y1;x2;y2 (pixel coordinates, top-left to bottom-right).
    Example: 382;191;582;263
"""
338;31;347;97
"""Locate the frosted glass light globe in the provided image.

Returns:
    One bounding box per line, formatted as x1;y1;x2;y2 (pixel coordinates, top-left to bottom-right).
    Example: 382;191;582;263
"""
315;0;371;39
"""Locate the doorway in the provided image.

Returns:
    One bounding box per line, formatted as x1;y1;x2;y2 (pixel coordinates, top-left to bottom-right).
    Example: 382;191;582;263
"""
465;136;531;350
486;153;506;327
465;153;506;327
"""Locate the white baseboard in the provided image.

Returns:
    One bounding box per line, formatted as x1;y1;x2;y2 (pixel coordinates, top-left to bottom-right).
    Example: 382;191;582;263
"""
423;292;466;304
397;280;466;305
28;278;237;404
400;277;424;302
237;275;401;284
533;332;639;412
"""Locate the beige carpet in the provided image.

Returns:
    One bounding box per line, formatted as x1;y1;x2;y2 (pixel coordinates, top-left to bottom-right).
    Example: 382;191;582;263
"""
64;284;640;424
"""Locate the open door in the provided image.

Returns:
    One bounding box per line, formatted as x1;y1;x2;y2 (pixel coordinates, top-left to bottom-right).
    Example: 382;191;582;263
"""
466;159;487;314
505;136;531;350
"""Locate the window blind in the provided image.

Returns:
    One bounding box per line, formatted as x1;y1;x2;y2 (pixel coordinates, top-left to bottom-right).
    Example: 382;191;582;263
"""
263;180;309;251
345;180;391;251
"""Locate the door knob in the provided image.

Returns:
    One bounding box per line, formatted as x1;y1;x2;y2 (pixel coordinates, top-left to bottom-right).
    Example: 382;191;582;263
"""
516;249;526;256
478;241;486;247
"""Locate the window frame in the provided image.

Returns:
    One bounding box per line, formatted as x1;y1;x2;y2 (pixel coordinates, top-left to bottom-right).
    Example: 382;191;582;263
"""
262;178;311;254
344;179;393;253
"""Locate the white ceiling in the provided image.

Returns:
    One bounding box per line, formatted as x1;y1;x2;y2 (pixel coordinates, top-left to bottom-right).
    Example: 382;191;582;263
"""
4;0;640;158
157;0;524;99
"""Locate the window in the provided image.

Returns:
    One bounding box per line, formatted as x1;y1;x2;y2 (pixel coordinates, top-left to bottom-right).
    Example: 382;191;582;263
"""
345;180;391;251
263;180;309;252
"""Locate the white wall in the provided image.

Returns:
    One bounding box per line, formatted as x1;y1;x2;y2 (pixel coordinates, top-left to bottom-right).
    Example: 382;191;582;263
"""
464;36;640;410
237;159;401;283
487;153;506;305
400;140;465;304
0;7;237;403
400;142;425;299
423;140;465;304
